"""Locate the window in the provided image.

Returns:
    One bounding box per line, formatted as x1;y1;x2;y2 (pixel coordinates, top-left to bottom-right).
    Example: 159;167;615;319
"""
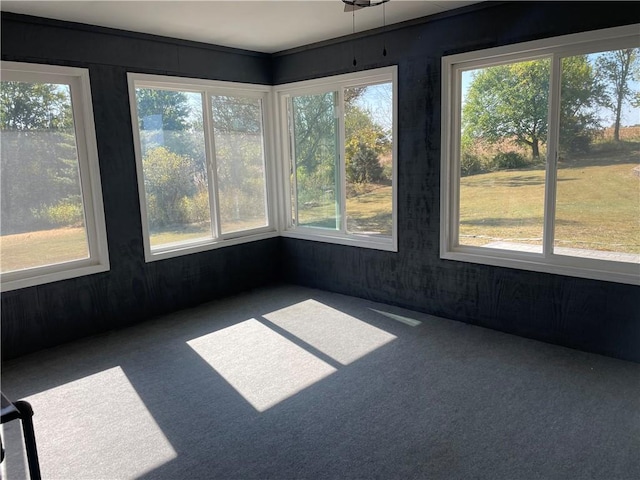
127;74;276;261
441;25;640;285
0;62;109;291
276;67;397;251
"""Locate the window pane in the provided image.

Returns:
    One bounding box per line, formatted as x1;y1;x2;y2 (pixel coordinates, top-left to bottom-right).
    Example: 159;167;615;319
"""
459;59;550;252
135;88;211;248
555;50;640;263
0;81;89;273
211;95;268;234
291;92;340;230
345;83;393;237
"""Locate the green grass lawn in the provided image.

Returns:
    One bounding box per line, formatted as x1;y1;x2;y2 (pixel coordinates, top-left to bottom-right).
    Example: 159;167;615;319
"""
298;184;393;235
148;217;267;247
0;218;267;273
461;168;546;247
2;145;637;272
460;147;639;254
346;186;393;235
149;224;212;247
0;227;89;272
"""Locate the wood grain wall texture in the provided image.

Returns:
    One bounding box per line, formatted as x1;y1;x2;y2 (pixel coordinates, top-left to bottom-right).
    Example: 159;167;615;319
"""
0;13;279;359
273;2;640;363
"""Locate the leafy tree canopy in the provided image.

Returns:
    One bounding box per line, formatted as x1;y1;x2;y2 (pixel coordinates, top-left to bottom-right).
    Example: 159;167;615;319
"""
462;56;601;158
1;82;72;130
292;92;338;174
136;88;191;132
345;104;390;160
212;95;262;134
1;82;80;233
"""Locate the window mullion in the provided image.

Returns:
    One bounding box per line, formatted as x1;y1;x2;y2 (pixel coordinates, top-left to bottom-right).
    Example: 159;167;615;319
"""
543;54;562;258
338;88;347;234
258;97;272;229
452;67;463;250
286;96;299;228
68;76;98;254
202;92;222;239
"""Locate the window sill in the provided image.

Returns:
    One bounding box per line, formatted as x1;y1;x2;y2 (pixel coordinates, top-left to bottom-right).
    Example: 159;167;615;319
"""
282;229;397;252
441;247;640;286
1;262;110;292
145;230;280;262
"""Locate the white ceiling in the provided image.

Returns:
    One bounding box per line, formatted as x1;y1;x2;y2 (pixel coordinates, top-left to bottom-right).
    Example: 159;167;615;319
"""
1;0;481;53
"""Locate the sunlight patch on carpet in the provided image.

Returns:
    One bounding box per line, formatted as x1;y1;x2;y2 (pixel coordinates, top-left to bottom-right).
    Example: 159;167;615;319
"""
264;299;397;365
188;319;336;412
17;366;176;479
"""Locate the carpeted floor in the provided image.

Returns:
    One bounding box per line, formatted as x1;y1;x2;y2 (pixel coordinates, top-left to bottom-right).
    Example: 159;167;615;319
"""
2;284;639;480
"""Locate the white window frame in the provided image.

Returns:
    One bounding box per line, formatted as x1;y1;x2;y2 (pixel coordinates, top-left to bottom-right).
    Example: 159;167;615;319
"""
275;66;398;252
127;73;279;262
0;62;110;292
441;24;640;285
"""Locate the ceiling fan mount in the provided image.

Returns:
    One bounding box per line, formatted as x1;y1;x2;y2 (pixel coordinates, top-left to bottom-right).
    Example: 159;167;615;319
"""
343;0;390;13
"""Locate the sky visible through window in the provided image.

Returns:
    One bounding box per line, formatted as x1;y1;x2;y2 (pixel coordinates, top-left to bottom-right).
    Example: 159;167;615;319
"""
353;82;393;131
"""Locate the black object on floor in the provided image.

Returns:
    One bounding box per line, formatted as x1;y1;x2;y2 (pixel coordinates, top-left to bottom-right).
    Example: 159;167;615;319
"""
1;392;41;480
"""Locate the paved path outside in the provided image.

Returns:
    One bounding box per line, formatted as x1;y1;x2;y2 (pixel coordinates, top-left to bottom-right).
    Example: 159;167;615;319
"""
484;241;640;264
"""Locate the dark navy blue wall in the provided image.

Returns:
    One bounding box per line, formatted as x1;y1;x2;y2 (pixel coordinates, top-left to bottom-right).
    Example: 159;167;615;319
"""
0;13;279;359
273;2;640;362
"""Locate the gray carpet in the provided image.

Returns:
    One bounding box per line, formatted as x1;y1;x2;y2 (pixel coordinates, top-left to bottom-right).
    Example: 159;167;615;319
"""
1;284;639;480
